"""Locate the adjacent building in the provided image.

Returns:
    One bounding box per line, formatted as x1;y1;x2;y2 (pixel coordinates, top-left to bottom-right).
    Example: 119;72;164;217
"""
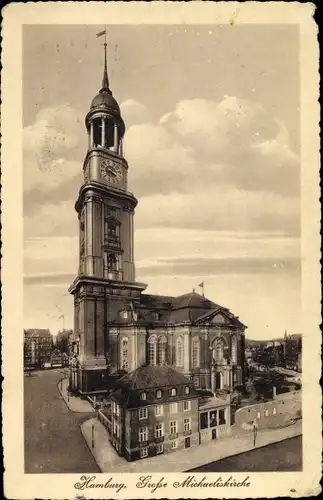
68;37;247;396
107;364;230;461
110;365;199;460
24;329;53;369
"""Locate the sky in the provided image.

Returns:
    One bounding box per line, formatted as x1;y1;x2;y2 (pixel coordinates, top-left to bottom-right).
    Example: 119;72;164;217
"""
23;24;301;339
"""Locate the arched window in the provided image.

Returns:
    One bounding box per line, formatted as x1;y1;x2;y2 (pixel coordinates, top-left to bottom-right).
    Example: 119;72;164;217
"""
140;392;147;401
120;310;128;320
213;339;224;362
176;337;183;367
107;253;118;271
156;390;162;399
231;336;237;364
171;388;177;396
147;336;157;366
120;337;129;370
184;386;190;395
157;336;167;365
192;336;200;368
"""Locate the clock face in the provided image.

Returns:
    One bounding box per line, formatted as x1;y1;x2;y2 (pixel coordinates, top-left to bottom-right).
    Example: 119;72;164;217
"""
100;159;122;185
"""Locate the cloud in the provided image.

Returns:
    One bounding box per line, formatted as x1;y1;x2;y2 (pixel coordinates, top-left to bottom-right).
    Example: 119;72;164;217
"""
23;104;85;200
135;187;300;235
120;99;152;126
23;96;300;284
24;272;75;286
24;201;77;238
136;256;300;278
125;96;299;198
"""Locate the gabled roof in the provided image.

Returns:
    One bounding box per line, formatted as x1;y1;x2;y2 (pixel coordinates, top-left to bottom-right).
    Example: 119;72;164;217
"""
171;292;220;311
118;364;193;390
140;293;175;310
195;307;247;328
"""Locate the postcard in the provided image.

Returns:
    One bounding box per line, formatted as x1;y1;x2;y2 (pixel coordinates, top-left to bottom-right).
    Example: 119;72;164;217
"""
1;1;321;498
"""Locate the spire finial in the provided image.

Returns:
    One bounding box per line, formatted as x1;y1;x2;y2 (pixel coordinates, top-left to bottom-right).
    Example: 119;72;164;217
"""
96;27;111;94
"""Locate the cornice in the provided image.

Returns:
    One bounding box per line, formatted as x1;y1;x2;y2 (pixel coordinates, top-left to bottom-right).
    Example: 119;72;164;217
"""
75;181;137;213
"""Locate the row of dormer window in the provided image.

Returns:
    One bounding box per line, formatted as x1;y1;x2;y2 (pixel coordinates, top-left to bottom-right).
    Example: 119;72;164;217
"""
140;386;190;401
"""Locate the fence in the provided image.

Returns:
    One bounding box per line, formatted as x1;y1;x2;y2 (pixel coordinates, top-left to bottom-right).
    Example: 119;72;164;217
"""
98;409;111;431
234;390;301;430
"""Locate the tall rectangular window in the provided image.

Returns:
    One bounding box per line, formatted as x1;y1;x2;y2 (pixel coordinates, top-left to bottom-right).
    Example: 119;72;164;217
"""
148;337;157;366
176;337;183;366
121;337;129;370
140;448;148;458
192;337;200;368
170;402;178;414
155;405;163;417
139;407;148;420
231;337;237;364
156;443;164;454
155;423;164;438
184;418;191;432
183;400;191;411
138;427;148;442
169;421;177;435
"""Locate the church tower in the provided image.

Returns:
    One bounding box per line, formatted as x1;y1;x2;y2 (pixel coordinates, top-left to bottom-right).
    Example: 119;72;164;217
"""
69;37;146;395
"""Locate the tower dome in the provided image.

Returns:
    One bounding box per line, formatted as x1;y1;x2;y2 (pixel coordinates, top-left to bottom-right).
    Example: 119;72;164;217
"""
90;90;120;115
85;38;125;151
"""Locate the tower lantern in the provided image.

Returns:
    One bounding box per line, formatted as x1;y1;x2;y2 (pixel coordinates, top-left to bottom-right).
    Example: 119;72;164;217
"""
85;39;125;155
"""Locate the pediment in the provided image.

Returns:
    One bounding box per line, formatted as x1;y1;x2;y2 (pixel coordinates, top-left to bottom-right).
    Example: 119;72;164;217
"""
196;307;244;328
106;215;120;225
211;312;231;325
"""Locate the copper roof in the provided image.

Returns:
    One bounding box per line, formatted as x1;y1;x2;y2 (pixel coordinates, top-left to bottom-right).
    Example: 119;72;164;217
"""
118;364;193;390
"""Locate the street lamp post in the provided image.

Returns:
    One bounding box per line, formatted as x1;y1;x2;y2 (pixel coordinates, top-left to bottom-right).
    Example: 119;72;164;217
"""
91;423;95;448
253;421;258;447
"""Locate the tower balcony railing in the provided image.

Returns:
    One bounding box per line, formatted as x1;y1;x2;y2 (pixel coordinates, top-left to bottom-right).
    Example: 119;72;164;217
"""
104;268;123;281
104;235;121;249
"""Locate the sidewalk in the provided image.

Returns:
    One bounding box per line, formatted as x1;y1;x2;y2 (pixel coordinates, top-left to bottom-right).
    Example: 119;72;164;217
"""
81;417;302;473
57;378;95;413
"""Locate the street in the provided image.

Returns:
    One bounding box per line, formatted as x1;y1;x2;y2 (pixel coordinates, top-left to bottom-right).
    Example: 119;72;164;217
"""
189;436;302;472
24;369;99;473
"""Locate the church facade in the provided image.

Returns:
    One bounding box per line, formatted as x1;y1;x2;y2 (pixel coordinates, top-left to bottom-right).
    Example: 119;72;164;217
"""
69;41;246;396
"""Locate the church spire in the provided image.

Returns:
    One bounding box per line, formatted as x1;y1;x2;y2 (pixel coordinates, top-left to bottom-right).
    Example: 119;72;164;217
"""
101;41;110;92
97;28;112;95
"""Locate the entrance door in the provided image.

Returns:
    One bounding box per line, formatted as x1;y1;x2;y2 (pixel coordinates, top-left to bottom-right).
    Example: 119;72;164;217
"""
216;372;223;390
184;437;191;449
212;428;217;440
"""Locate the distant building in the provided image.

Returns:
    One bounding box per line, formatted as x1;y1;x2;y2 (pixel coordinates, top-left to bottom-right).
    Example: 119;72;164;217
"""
284;332;302;371
50;348;64;368
24;329;53;369
108;364;230;461
56;329;73;354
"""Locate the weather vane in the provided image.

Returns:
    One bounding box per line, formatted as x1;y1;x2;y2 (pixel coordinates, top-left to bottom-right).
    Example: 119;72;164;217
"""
96;26;110;90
